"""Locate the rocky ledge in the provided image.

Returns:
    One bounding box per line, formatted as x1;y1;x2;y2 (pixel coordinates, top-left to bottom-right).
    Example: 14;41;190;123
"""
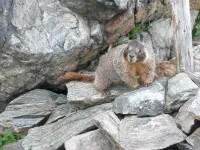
1;72;200;150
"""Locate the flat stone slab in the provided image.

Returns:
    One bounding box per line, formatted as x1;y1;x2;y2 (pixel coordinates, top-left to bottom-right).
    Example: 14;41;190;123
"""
164;73;198;113
22;103;112;150
67;81;133;109
176;89;200;134
64;130;116;150
119;114;186;150
93;111;121;148
186;128;200;149
45;103;77;124
113;81;165;117
0;89;65;133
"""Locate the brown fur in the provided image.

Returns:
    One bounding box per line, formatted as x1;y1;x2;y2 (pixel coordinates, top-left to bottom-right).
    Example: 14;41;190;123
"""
155;57;177;78
55;72;95;85
55;40;156;93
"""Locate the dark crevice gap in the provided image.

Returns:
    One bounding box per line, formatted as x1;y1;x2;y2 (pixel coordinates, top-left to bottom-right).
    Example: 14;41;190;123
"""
38;114;51;125
162;144;180;150
36;81;68;95
116;113;126;120
79;125;98;135
189;119;200;135
48;116;66;124
57;144;65;150
162;141;195;150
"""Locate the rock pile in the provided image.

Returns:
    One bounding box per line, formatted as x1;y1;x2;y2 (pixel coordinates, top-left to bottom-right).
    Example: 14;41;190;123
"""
1;72;200;150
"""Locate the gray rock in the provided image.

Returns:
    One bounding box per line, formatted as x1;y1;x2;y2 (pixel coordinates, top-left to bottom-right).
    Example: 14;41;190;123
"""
164;73;198;113
154;77;169;88
64;130;116;150
59;0;118;21
119;114;186;150
149;18;173;62
0;101;7;113
0;0;100;103
186;128;200;149
114;0;132;10
135;0;171;23
189;91;200;117
22;103;112;150
0;0;12;37
136;0;148;12
137;32;153;48
149;10;198;62
180;70;200;86
2;140;24;150
67;81;133;109
90;21;104;45
175;98;196;134
45;103;77;124
175;88;200;134
176;142;195;150
113;81;165;117
93;111;121;148
0;89;64;133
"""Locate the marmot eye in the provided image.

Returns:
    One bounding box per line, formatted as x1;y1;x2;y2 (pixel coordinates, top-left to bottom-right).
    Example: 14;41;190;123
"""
139;49;142;53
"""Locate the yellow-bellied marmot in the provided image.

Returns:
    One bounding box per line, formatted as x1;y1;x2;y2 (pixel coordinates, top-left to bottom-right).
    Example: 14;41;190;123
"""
55;40;156;93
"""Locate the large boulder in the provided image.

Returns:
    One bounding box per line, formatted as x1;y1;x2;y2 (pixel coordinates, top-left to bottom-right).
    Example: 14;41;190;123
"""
0;0;100;107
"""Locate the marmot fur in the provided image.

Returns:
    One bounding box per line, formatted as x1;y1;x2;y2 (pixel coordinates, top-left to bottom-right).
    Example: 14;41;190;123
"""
155;57;177;78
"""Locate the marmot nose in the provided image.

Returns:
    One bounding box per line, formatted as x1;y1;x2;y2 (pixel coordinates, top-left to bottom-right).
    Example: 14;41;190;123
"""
129;54;135;58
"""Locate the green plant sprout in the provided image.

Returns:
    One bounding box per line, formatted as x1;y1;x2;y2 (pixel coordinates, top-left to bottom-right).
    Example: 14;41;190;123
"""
128;22;152;39
0;129;24;150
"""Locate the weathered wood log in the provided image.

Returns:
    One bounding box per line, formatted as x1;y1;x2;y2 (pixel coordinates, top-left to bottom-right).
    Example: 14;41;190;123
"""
171;0;194;73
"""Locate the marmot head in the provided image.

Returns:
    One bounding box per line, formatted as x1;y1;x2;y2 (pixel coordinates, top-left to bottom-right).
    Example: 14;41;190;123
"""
123;40;146;63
